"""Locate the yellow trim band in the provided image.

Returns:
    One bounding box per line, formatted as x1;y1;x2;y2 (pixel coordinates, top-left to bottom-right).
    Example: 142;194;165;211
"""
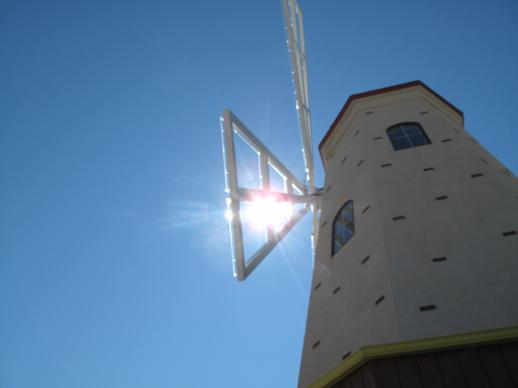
309;326;518;388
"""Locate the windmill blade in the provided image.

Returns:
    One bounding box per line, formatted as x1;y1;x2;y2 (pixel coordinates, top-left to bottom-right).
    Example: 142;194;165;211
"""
282;0;320;252
221;109;312;281
282;0;314;194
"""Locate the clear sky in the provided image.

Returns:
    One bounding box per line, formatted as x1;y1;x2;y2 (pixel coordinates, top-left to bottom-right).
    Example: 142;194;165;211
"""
1;0;517;387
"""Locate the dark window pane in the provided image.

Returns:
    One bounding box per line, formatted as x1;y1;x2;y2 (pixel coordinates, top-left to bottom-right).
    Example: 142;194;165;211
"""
392;137;411;150
388;126;404;138
387;122;430;151
409;134;430;147
403;123;422;135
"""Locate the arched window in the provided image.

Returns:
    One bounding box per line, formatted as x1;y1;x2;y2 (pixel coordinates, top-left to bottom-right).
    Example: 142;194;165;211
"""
387;122;431;151
332;200;354;256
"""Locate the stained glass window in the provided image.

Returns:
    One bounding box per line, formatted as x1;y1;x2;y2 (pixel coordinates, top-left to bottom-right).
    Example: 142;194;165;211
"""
332;200;354;256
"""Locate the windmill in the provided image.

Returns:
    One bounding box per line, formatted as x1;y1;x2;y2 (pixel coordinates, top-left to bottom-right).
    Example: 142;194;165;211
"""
221;1;518;387
221;0;320;281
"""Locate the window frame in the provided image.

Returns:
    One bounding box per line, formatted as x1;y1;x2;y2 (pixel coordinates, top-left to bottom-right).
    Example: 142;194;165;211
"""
331;200;355;256
386;122;431;151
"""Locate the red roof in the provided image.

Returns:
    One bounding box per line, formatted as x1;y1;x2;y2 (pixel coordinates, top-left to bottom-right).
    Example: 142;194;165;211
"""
318;80;464;154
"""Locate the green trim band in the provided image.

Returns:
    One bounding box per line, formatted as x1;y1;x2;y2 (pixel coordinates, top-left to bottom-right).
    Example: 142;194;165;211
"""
309;326;518;388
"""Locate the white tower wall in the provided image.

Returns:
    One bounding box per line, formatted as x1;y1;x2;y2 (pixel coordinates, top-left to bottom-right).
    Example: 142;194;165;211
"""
298;82;518;387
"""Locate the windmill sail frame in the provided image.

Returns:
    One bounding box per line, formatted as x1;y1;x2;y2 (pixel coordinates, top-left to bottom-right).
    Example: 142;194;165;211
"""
282;0;314;194
221;0;321;281
222;109;314;281
282;0;320;250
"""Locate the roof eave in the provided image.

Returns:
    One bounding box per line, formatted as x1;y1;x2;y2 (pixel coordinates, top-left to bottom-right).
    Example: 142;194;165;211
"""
318;81;464;163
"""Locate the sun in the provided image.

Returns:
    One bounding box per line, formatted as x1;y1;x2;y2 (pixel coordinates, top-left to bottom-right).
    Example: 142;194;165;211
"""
242;195;293;232
224;194;295;233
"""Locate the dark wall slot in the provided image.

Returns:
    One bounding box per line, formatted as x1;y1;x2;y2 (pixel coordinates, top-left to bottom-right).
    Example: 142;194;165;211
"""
312;341;320;349
342;352;351;360
341;156;348;164
357;160;364;167
423;167;435;172
381;163;392;168
361;255;370;265
375;295;385;306
365;111;374;115
435;195;448;201
373;136;382;140
502;230;517;237
419;304;437;312
419;111;429;115
314;282;322;290
471;173;484;178
392;216;406;221
354;130;360;138
333;286;341;295
441;138;452;143
320;221;327;228
362;205;370;214
432;257;447;263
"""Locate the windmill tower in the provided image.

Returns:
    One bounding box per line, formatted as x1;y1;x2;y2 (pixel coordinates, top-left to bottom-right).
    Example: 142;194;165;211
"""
221;2;518;387
299;81;518;387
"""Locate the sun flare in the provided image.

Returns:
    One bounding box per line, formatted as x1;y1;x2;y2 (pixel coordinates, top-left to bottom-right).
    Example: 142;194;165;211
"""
242;196;293;232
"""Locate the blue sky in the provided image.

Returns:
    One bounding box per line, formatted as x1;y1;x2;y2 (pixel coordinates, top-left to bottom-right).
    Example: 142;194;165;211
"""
1;0;517;387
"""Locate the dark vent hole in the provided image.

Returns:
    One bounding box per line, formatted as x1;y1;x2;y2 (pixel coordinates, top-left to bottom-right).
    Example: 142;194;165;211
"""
419;305;437;312
354;130;360;138
314;282;322;290
320;221;327;228
341;156;348;164
362;205;370;214
326;185;332;192
361;255;370;265
357;160;364;167
333;286;341;295
365;111;374;115
373;136;382;140
432;257;447;263
342;352;351;360
502;230;517;237
435;195;448;201
441;138;453;143
392;216;406;221
375;295;385;306
312;341;320;349
423;167;435;172
471;173;484;178
419;111;429;115
381;163;392;168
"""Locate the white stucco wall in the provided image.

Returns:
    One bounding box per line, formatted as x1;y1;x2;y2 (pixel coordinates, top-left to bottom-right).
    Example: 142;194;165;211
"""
298;84;518;387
